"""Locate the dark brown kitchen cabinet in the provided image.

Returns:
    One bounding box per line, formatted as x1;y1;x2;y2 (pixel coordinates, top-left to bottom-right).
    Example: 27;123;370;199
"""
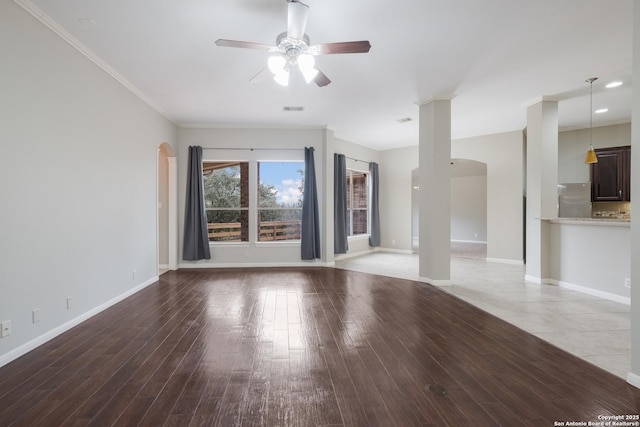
590;146;631;201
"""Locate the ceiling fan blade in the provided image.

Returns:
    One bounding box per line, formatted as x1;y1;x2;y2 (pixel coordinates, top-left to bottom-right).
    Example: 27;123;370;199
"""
287;0;309;41
249;68;271;84
215;39;275;51
312;41;371;55
314;70;331;87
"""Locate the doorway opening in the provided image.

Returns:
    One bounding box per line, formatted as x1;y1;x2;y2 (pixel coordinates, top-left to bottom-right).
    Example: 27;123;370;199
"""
158;143;177;274
411;159;488;259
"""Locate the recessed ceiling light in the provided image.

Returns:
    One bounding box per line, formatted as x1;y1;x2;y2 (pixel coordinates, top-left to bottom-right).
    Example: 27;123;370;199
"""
606;81;623;88
595;108;609;114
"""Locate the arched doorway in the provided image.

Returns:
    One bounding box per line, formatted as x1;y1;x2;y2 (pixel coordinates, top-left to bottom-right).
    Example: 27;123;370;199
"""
158;143;177;274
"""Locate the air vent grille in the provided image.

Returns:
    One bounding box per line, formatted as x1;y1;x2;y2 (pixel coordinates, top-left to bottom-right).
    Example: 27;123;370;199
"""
283;106;304;112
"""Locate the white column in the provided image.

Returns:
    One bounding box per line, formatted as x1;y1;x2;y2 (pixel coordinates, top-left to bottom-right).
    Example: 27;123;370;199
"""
626;0;640;389
525;100;558;283
418;98;451;285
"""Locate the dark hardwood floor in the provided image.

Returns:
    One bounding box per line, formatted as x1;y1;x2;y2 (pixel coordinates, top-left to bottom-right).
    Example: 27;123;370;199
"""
0;267;638;426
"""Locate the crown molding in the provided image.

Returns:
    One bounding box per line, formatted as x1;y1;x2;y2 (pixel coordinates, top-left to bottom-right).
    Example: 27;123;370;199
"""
415;95;457;106
178;122;328;130
524;95;563;107
13;0;175;124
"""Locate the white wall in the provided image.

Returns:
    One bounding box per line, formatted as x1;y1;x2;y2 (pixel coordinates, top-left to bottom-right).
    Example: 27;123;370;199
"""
379;146;418;252
451;175;487;242
177;127;325;267
549;222;630;303
559;123;631;183
630;0;640;385
0;1;177;365
176;128;380;267
452;131;525;262
380;134;520;259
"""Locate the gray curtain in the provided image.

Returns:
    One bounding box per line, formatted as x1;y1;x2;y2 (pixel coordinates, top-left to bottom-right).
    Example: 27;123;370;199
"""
183;146;211;261
301;147;321;260
369;161;381;247
334;154;348;254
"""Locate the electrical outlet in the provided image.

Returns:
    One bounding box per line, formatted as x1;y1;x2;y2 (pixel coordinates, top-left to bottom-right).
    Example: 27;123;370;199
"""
1;320;11;338
67;297;73;309
624;277;631;289
33;309;40;323
132;270;137;280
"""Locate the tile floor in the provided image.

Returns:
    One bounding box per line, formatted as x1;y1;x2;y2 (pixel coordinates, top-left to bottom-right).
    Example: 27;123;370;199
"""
335;251;631;379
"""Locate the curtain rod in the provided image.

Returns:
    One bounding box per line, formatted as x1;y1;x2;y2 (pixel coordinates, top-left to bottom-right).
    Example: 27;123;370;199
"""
345;155;371;165
201;147;302;151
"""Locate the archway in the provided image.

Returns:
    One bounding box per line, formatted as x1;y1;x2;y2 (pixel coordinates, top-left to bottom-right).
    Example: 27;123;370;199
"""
158;142;177;273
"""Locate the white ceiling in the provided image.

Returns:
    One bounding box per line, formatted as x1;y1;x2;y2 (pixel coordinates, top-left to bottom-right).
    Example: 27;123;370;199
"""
20;0;634;150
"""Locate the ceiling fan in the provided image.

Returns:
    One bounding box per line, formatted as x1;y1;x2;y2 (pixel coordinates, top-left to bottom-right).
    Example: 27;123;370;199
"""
215;0;371;87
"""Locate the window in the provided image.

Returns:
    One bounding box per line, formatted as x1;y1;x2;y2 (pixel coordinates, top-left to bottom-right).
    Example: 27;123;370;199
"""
203;162;249;242
346;170;369;236
202;159;304;243
258;161;304;241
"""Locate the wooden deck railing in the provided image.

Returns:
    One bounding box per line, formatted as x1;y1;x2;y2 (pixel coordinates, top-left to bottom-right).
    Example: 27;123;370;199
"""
208;220;302;242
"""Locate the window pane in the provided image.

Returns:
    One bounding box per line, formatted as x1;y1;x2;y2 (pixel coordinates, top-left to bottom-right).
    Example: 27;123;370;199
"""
203;162;249;208
206;210;247;242
257;161;304;242
203;161;249;242
258;162;304;208
352;209;368;235
351;172;368;209
258;209;302;241
346;170;369;236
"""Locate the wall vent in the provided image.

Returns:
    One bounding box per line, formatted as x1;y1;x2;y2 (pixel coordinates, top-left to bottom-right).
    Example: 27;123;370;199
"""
283;106;304;112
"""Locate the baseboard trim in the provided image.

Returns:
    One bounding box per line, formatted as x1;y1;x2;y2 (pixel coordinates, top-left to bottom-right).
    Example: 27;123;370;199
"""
178;260;333;269
0;276;159;369
486;257;524;265
627;372;640;389
551;279;630;305
524;275;552;284
419;276;452;287
334;249;375;261
377;247;414;255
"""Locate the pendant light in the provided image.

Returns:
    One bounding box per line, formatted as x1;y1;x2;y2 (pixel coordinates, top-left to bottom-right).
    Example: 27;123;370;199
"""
585;77;598;164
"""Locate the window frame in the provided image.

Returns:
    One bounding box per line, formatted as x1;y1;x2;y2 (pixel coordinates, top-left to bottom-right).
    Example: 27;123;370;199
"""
202;161;250;243
201;150;305;246
256;160;305;243
346;168;370;237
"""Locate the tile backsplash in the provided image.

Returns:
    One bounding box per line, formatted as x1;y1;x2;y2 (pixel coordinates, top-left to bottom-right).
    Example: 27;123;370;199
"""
592;201;631;219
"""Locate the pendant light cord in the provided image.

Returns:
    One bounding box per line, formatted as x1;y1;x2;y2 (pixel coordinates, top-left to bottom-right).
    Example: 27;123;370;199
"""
584;77;599;164
586;77;598;150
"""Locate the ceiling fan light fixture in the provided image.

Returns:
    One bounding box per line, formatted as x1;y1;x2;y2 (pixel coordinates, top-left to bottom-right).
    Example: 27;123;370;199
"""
268;55;286;75
297;53;314;71
273;69;289;86
297;53;318;83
